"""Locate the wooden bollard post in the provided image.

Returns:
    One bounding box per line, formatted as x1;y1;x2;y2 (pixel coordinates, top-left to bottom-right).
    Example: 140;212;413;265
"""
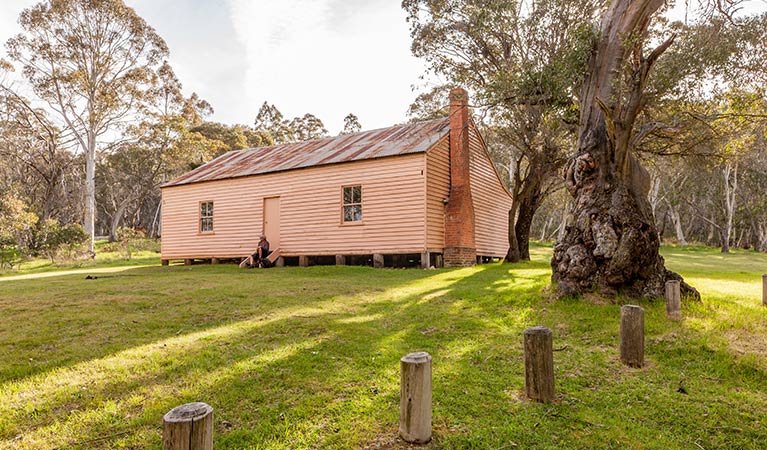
421;251;430;269
524;326;555;403
373;253;384;269
162;402;213;450
762;274;766;307
665;280;681;320
400;352;432;444
620;305;644;368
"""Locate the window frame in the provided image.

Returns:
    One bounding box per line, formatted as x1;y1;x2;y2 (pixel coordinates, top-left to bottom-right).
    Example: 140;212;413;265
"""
199;200;214;234
341;185;363;225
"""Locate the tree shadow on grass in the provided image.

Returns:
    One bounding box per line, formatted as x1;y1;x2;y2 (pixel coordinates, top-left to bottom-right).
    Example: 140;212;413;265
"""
6;256;764;449
0;263;437;381
2;262;547;448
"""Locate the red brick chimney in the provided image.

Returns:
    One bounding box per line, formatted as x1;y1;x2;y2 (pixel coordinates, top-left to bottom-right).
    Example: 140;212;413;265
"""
443;88;476;267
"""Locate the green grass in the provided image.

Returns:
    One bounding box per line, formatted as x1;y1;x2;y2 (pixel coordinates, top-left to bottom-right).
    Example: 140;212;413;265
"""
0;244;765;449
0;240;160;278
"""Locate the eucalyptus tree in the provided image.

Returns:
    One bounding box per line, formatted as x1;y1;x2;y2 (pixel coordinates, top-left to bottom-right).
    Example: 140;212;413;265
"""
340;113;362;135
404;0;598;262
739;141;767;252
254;102;296;144
5;0;169;252
687;88;767;253
0;88;78;222
550;0;767;298
289;113;328;142
97;62;219;239
254;102;331;144
550;0;700;298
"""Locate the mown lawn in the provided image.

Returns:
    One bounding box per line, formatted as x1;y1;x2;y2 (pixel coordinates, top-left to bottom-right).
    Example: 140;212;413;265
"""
0;244;765;449
0;240;161;279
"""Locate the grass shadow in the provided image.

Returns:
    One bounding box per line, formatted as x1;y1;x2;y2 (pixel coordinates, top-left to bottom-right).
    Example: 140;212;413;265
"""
2;244;767;449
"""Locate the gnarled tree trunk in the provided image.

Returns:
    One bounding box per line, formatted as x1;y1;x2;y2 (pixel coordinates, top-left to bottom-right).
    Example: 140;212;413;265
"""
551;0;699;299
506;171;545;262
515;179;543;261
507;150;550;263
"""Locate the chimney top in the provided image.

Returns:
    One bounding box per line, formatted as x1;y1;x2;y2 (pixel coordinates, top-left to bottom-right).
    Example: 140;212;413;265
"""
449;88;468;109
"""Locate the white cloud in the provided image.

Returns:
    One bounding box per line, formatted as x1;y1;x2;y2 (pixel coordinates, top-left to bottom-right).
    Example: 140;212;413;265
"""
228;0;426;133
1;0;427;133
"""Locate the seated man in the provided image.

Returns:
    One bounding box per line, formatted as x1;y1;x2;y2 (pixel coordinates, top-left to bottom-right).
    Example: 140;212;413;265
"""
239;234;271;268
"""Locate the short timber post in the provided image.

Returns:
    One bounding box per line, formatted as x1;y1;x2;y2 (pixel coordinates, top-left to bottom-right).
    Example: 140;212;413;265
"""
275;256;284;267
161;259;169;266
763;274;767;306
400;352;432;444
523;326;555;403
620;305;644;368
299;256;309;267
184;259;193;266
162;402;213;450
373;253;384;269
421;252;430;269
211;258;219;265
335;255;346;266
665;280;681;320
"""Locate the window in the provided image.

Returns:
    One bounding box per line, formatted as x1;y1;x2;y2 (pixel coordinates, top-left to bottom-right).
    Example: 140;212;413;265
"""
200;201;213;232
343;185;362;222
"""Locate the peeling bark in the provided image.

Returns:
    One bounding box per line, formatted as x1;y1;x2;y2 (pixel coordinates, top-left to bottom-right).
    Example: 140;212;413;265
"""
551;0;699;300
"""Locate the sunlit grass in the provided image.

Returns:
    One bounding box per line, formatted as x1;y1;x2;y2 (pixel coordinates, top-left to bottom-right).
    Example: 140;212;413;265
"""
0;240;161;278
0;244;765;448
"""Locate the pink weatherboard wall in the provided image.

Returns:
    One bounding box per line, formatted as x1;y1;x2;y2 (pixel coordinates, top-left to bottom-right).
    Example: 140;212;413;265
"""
161;97;512;263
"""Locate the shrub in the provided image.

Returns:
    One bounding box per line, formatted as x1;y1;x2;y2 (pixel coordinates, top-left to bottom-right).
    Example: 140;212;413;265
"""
102;236;159;255
0;194;37;267
32;220;89;262
53;223;89;260
115;226;146;260
0;236;22;269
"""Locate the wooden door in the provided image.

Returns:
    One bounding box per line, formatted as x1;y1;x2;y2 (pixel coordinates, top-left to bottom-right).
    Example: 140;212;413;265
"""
263;197;280;249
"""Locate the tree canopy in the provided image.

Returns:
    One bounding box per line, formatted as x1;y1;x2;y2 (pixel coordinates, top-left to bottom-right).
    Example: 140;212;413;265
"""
5;0;169;252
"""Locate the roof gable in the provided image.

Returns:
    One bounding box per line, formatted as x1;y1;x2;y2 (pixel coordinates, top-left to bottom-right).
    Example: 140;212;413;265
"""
164;118;450;187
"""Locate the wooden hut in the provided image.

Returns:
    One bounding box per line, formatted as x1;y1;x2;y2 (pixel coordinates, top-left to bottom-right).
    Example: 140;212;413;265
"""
160;88;512;268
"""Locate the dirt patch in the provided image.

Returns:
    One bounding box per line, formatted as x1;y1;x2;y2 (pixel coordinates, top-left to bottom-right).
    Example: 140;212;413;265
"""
725;330;767;369
581;293;613;305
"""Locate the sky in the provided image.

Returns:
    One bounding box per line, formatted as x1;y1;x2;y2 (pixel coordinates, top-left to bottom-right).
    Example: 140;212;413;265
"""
2;1;765;134
0;0;430;134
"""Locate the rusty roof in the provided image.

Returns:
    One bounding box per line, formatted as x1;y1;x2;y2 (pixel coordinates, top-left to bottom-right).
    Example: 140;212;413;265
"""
163;117;451;187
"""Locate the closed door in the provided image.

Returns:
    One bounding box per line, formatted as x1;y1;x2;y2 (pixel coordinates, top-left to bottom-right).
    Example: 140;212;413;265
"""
263;197;280;249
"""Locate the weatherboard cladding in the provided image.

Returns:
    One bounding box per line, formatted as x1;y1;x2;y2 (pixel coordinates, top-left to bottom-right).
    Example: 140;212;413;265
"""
164;118;451;187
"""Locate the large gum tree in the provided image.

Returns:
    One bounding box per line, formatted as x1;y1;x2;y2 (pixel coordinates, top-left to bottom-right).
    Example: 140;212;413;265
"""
551;0;700;298
5;0;168;253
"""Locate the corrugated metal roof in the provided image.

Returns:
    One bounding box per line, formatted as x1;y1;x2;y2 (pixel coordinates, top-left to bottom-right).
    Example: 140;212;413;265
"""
163;117;451;187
